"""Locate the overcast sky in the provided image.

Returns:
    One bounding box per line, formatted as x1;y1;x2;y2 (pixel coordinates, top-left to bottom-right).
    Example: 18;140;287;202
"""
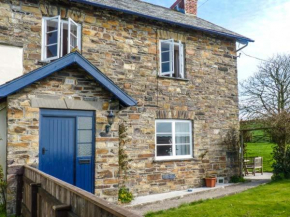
142;0;290;82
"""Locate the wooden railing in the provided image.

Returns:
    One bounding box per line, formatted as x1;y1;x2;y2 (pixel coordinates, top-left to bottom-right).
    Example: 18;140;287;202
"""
16;165;141;217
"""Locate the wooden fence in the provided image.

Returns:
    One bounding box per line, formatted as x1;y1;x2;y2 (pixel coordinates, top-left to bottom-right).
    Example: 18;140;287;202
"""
16;165;141;217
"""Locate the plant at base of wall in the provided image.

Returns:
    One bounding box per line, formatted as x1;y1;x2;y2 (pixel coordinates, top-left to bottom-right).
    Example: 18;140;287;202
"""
118;123;133;203
199;150;217;187
118;187;134;204
0;165;7;210
230;175;246;183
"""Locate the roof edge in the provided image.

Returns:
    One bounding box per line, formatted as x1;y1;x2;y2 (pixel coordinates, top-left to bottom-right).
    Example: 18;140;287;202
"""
70;0;254;43
0;52;137;107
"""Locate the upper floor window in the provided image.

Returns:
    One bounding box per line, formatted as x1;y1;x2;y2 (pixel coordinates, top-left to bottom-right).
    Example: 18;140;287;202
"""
159;39;184;79
41;16;81;61
155;120;192;160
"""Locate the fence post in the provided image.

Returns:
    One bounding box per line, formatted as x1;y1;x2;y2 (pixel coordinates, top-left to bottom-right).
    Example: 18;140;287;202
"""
15;167;24;216
30;183;41;217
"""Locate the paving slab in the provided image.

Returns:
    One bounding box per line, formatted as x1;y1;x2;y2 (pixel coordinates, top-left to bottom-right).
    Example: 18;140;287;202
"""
127;183;234;207
244;172;272;180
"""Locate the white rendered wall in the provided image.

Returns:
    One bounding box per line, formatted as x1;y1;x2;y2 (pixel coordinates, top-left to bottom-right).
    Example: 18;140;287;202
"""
0;45;23;85
0;107;6;178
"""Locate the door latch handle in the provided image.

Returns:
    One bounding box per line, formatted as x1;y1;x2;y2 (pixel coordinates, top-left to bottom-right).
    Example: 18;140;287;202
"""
42;148;48;155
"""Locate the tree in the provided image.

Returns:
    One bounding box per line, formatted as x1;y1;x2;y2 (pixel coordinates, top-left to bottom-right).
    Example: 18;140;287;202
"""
240;54;290;119
240;54;290;180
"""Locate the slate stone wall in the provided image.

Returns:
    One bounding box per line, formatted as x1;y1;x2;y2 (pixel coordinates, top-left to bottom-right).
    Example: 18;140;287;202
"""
6;66;121;213
0;0;240;213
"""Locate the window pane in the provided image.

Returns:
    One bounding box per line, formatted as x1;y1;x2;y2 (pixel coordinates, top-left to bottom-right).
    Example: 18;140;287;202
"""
157;134;172;144
157;145;172;156
175;135;190;144
156;122;172;133
176;122;190;133
71;23;78;37
162;51;170;62
78;143;92;157
70;24;78;49
78;130;92;143
47;31;58;46
176;145;190;156
70;34;77;49
46;45;58;58
78;117;93;130
161;42;170;52
47;20;58;32
162;62;170;73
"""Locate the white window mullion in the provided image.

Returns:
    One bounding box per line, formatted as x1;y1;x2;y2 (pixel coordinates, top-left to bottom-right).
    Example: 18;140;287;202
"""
56;15;61;59
179;41;184;79
61;21;64;57
170;41;174;78
41;18;46;60
78;24;82;51
172;121;176;157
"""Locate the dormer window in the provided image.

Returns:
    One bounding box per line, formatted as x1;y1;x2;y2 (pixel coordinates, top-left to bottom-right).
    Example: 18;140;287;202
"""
41;16;81;61
159;39;184;79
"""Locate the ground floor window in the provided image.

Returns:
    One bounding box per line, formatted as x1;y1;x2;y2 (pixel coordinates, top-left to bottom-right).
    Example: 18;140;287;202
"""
155;120;192;160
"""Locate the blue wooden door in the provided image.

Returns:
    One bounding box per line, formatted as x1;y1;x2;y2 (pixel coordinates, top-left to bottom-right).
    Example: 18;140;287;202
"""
40;109;95;193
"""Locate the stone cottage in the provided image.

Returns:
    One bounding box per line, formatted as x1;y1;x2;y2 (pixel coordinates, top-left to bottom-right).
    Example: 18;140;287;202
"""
0;0;253;214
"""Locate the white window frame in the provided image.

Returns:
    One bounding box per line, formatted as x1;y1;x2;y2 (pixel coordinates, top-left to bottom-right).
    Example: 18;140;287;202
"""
159;39;185;78
41;17;82;61
41;16;61;61
155;120;193;161
68;18;81;53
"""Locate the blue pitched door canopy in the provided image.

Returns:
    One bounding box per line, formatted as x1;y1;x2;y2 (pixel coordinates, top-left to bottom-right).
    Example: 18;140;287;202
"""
0;52;137;107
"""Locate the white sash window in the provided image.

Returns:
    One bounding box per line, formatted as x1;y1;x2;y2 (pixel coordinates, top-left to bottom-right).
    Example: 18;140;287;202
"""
155;120;192;160
42;16;81;61
159;39;185;79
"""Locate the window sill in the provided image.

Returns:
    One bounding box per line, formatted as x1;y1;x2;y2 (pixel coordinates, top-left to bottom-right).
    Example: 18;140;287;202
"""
158;76;189;81
153;157;198;163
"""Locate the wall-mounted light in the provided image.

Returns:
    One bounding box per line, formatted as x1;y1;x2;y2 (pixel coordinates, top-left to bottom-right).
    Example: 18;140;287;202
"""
105;110;115;133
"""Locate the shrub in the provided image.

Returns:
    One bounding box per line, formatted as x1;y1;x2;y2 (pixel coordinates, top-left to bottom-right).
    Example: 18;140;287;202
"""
0;165;6;210
272;145;290;180
118;187;133;203
230;175;246;183
267;112;290;180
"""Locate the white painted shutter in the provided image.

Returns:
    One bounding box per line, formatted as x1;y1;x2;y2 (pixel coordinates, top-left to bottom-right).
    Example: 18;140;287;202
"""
68;18;79;53
179;41;184;78
159;39;174;76
42;16;61;61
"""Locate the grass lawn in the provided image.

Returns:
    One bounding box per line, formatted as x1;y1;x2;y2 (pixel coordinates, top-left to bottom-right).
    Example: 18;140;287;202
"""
245;143;274;172
146;180;290;217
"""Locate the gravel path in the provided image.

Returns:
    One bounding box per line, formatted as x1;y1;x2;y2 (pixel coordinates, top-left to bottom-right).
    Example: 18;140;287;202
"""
128;179;270;216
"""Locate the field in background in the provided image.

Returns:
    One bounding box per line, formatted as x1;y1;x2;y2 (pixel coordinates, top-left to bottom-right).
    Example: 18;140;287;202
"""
245;143;274;172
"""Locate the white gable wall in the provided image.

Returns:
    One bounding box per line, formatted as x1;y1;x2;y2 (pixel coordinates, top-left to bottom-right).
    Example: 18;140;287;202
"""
0;45;23;85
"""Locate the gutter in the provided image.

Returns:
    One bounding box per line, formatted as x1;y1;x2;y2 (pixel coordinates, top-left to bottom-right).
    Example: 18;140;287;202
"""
69;0;254;43
236;42;248;53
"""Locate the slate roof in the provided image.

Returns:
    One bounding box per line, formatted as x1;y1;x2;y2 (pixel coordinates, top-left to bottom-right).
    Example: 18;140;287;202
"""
71;0;253;43
0;52;137;107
